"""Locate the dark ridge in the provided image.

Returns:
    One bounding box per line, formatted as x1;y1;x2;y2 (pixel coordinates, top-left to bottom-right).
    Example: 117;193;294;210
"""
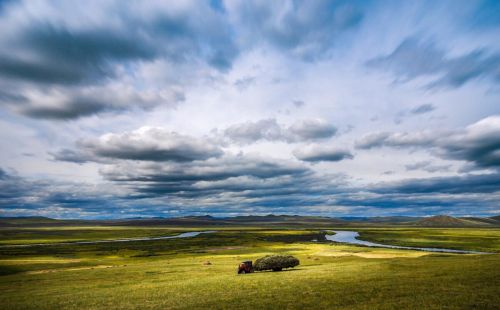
460;217;500;225
1;214;498;227
490;215;500;222
340;216;422;223
416;215;469;227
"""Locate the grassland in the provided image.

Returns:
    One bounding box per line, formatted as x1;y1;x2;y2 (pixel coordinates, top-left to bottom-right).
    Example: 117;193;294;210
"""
0;226;499;309
357;227;500;253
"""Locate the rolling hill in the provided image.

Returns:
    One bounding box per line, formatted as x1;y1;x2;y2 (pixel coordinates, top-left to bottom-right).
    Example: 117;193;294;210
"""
415;215;484;227
1;214;499;227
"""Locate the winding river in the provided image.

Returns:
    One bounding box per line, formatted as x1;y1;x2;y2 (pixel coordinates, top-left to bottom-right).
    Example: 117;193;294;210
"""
1;230;491;254
325;230;488;254
0;231;216;248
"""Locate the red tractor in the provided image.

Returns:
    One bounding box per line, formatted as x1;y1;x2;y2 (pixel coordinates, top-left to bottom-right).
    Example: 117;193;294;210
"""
237;260;254;274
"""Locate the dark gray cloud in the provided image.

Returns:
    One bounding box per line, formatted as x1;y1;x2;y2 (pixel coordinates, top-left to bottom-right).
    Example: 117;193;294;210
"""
367;37;500;88
22;97;111;120
367;38;444;80
0;2;237;85
410;103;435;115
53;127;223;163
0;167;129;218
1;2;500;220
222;118;337;144
227;0;363;60
223;119;282;143
288;119;338;140
2;163;499;218
101;155;309;184
0;169;43;204
51;149;96;164
405;161;451;173
372;173;500;195
2;86;184;120
94;156;358;216
355;131;435;149
0;90;27;103
0;27;153;85
0;1;236;119
439;116;500;169
292;100;305;108
356;115;500;169
87;159;500;217
293;146;353;162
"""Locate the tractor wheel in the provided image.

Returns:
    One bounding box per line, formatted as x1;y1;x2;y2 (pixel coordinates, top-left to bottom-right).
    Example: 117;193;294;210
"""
240;270;246;274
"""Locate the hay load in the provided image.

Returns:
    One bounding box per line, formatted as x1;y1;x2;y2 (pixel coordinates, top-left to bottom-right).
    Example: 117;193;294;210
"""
253;255;300;272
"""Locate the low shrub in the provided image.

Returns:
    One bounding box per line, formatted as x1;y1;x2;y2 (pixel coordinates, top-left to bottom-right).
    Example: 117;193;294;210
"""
254;254;300;272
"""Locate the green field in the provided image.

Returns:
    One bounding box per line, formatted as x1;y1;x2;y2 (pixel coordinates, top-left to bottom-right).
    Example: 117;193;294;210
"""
1;226;499;309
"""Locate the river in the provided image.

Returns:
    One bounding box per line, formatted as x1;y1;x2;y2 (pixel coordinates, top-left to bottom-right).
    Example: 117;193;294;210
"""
0;231;216;248
325;230;489;254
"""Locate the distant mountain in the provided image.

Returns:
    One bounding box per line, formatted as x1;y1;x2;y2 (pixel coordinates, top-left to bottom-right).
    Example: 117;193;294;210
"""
0;216;88;227
225;214;345;224
490;215;500;222
1;214;498;227
460;217;500;225
0;216;58;225
416;215;472;227
340;216;422;223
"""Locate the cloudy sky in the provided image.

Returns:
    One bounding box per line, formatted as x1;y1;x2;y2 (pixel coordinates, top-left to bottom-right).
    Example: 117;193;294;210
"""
0;0;499;219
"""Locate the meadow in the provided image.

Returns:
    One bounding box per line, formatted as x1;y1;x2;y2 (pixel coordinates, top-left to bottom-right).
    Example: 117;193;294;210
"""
0;225;499;309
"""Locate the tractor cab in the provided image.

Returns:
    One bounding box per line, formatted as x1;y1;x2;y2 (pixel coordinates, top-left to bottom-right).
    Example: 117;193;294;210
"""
237;260;253;274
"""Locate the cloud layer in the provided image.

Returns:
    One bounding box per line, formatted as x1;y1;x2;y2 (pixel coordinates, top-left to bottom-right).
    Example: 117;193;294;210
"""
0;0;235;119
54;127;223;163
1;0;499;218
367;37;500;89
293;145;353;162
222;118;337;144
357;115;500;170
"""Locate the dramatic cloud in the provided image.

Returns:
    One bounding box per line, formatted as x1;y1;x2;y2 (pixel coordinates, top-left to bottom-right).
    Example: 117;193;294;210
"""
53;127;223;163
0;167;133;218
439;115;500;169
0;0;236;119
222;118;337;144
225;0;363;60
293;145;353;162
372;173;500;195
288;119;338;140
3;85;184;120
1;1;499;218
0;1;237;85
357;115;500;169
367;37;500;88
96;155;342;211
101;155;309;184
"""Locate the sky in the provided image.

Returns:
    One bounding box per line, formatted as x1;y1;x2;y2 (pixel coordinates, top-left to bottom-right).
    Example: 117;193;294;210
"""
0;0;499;219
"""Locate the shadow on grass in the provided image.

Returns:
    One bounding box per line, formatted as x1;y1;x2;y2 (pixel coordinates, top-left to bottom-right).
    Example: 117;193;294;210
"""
0;265;23;276
238;268;303;275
